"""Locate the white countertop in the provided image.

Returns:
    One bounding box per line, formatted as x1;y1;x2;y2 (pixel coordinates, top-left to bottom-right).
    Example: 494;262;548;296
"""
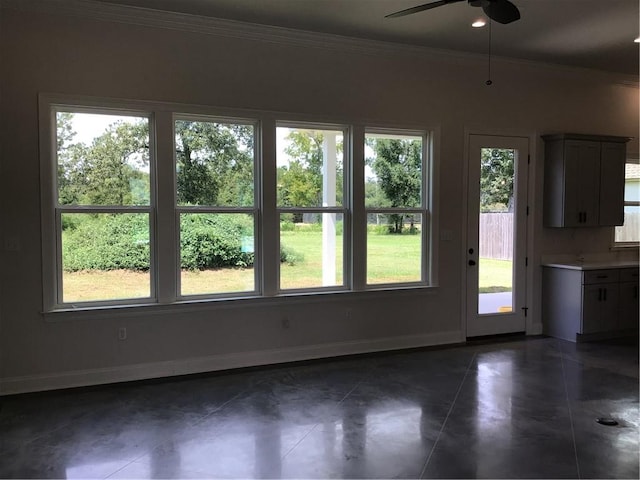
542;259;639;271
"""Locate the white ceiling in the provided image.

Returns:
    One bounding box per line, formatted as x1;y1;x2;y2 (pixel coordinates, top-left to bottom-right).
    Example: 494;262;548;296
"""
95;0;639;75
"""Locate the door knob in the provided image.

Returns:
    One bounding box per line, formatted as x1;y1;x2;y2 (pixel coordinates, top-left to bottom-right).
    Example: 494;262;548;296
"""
468;260;476;266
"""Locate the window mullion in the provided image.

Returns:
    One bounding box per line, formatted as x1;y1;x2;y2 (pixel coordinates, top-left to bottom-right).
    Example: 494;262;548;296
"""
261;117;279;296
155;111;178;303
351;124;366;291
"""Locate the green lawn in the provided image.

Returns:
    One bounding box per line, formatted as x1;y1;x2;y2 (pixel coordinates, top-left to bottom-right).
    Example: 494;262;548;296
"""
62;229;513;301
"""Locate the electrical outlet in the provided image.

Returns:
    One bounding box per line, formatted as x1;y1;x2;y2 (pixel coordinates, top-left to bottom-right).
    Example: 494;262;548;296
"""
118;327;127;341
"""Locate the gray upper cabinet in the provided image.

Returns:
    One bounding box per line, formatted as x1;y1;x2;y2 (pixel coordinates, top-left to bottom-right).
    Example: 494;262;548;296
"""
542;134;628;227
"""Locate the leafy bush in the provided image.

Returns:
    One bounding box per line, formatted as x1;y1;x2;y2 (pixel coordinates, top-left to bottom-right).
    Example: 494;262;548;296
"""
179;214;254;270
280;243;303;266
62;214;150;272
62;213;312;272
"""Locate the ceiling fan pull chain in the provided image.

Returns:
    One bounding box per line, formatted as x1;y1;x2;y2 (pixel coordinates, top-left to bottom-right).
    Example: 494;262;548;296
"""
486;15;493;85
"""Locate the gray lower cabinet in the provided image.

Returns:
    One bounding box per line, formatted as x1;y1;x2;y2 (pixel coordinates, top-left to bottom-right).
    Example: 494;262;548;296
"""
543;266;639;342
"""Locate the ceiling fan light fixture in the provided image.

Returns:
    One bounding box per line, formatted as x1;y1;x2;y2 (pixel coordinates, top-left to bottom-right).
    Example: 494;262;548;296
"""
472;18;486;27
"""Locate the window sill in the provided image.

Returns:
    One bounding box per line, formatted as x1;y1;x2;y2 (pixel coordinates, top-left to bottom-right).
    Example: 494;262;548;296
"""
42;285;438;322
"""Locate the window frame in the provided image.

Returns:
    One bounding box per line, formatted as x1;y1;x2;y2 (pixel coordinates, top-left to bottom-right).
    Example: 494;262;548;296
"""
173;113;261;299
613;156;640;249
275;121;351;293
39;94;436;315
363;128;432;288
43;103;157;309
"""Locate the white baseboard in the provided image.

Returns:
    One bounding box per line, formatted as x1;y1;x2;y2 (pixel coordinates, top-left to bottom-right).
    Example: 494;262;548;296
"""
0;330;462;395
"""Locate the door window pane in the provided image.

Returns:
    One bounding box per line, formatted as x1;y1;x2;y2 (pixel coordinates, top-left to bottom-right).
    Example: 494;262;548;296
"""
61;213;151;302
478;148;515;314
180;213;255;295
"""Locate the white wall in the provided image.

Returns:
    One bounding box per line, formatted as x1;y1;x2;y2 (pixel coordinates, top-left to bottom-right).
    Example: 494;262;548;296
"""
0;1;638;394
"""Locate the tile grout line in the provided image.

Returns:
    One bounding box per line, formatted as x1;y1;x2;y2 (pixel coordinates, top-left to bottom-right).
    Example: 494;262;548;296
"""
418;352;477;479
558;341;582;480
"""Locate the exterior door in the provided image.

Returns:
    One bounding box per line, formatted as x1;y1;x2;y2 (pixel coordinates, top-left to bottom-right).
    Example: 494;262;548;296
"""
466;135;529;337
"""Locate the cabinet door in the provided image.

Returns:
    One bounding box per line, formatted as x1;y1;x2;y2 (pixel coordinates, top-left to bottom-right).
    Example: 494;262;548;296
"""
619;281;639;330
564;141;600;227
582;284;618;333
598;142;626;226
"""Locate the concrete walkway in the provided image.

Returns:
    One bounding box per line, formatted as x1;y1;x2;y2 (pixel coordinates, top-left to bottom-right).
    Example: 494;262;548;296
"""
478;291;513;314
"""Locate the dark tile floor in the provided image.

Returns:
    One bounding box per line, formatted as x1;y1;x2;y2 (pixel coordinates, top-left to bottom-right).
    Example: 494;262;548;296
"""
0;336;638;479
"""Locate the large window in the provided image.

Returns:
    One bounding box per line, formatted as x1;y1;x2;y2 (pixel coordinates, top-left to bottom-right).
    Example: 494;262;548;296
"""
55;110;152;304
175;117;257;297
276;125;347;291
364;131;429;285
614;161;640;246
43;97;433;310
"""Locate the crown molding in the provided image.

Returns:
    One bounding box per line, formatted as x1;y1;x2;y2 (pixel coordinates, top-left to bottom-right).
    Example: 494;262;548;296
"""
1;0;638;86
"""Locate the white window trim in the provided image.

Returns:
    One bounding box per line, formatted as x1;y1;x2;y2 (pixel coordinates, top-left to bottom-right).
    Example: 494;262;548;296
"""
612;155;640;249
41;100;158;310
173;113;261;300
364;128;432;287
275;122;351;293
39;94;437;315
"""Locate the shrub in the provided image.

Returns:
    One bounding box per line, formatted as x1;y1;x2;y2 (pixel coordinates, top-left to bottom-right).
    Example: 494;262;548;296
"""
62;214;150;272
62;213;303;272
179;214;254;270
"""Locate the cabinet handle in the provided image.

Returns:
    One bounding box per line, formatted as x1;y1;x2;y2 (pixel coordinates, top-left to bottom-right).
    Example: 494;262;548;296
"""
583;212;587;223
596;275;608;279
598;288;602;301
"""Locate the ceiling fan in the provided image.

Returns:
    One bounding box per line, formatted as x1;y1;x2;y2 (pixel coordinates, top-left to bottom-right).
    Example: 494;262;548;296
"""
385;0;521;25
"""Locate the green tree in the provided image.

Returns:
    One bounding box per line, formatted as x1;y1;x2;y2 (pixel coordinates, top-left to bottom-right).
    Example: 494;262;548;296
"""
278;130;344;220
175;121;254;206
57;116;150;205
480;148;514;212
367;138;421;233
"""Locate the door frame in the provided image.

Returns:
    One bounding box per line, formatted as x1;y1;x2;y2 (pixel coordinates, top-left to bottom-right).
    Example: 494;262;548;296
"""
460;129;537;338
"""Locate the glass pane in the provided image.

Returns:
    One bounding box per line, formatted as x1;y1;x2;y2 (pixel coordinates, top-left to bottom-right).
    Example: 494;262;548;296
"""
366;213;422;284
623;163;640;202
180;213;255;295
276;127;343;208
478;148;514;314
615;163;640;243
365;133;422;210
615;205;640;243
61;213;150;302
280;213;344;290
175;120;254;207
56;112;150;206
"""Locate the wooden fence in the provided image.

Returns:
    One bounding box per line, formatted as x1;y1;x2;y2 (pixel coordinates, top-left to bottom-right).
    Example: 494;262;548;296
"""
480;213;513;260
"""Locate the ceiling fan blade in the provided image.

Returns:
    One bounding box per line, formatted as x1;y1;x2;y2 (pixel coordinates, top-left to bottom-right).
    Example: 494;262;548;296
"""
482;0;521;24
385;0;464;19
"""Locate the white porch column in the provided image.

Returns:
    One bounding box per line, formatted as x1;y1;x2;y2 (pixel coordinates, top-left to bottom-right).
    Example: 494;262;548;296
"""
322;132;337;286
